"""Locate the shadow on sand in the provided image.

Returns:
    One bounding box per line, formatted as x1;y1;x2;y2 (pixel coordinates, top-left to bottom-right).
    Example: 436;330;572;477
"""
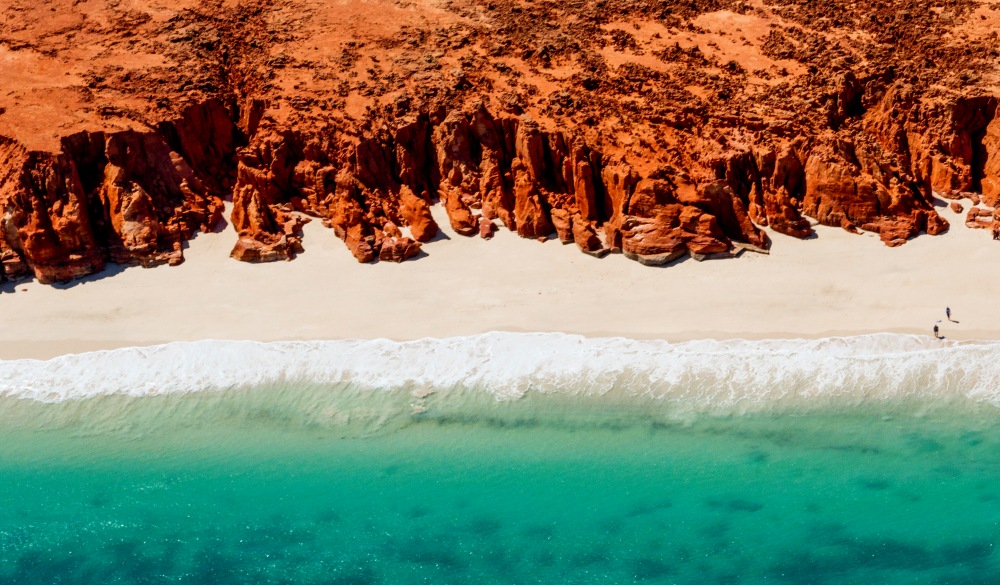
0;262;134;294
0;262;133;294
52;263;132;290
426;229;451;244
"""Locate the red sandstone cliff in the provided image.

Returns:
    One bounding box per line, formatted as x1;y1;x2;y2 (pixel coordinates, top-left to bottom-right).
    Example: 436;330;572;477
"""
1;100;234;283
1;0;998;283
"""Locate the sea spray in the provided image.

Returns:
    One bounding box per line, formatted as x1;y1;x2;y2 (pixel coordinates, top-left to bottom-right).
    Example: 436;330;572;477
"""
1;333;998;411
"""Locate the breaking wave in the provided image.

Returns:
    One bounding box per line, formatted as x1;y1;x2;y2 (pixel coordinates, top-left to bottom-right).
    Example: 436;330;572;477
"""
1;333;999;413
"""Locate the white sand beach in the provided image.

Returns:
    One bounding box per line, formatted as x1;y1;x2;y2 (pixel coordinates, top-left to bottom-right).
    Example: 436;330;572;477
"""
2;200;999;360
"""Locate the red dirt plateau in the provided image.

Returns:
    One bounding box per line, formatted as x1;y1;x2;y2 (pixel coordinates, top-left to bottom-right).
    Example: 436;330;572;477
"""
1;0;999;283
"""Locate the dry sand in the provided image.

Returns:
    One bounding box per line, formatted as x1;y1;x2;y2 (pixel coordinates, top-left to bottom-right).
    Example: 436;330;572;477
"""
2;200;999;360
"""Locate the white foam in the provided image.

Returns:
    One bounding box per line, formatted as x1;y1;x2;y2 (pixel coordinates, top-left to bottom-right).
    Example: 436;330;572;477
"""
1;333;998;411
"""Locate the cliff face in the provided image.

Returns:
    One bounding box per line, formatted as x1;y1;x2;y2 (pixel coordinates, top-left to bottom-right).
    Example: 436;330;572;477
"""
226;104;773;266
1;0;999;283
1;100;235;283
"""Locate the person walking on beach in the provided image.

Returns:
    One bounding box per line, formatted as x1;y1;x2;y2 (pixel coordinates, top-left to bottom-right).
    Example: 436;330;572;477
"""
946;307;951;320
933;323;941;339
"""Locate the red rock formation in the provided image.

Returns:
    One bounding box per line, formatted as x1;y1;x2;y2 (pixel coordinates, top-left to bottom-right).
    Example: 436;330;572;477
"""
5;87;988;281
219;102;625;264
3;0;1000;284
978;112;1000;206
868;89;999;212
441;190;478;236
399;186;438;242
682;180;769;252
230;186;308;262
753;143;814;239
572;216;605;257
378;236;421;262
925;97;998;199
327;171;376;263
966;207;994;230
799;135;947;246
0;101;233;282
599;174;737;265
478;217;496;239
0;141;105;283
511;159;554;240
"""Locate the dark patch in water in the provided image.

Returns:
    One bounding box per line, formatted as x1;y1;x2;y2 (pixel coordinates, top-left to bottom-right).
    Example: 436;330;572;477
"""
323;564;384;585
856;538;932;569
521;523;556;540
767;535;996;584
673;545;693;564
933;464;962;478
394;536;466;569
896;489;923;502
766;549;845;584
108;539;179;580
406;505;430;519
631;557;673;580
906;434;945;454
592;419;633;432
239;516;317;553
428;414;544;431
960;431;984;447
89;491;112;508
625;498;673;518
804;521;848;542
713;572;742;585
483;546;515;572
857;477;891;491
9;549;88;583
826;443;882;455
188;547;244;583
533;549;556;567
316;509;342;524
705;498;764;512
698;520;732;540
937;540;995;565
466;516;502;537
573;548;610;567
649;420;682;433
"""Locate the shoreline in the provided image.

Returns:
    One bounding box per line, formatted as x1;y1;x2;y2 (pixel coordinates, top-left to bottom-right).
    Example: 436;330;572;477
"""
2;200;999;360
3;333;1000;416
3;327;999;362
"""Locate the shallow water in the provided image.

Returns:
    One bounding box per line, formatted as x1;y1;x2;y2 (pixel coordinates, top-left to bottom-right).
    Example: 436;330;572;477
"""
3;384;1000;584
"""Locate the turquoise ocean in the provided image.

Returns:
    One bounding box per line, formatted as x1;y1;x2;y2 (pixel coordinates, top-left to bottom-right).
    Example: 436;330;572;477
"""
2;333;1000;584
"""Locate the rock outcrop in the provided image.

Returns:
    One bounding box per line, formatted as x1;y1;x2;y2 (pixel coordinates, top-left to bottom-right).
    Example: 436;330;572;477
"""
1;100;235;283
1;0;998;283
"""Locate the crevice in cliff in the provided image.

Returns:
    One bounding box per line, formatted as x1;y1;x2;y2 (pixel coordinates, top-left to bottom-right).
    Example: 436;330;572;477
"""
970;102;999;203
